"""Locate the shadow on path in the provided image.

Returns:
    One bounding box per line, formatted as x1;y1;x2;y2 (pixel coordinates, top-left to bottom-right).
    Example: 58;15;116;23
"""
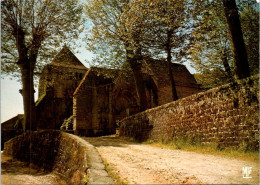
1;153;66;185
1;154;50;176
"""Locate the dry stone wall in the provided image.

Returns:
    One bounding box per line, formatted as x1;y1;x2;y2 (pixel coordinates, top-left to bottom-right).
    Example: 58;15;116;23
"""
119;75;259;150
4;130;114;184
4;131;89;184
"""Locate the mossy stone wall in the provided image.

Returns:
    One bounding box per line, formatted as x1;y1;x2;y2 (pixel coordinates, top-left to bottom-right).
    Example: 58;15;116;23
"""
119;75;259;150
4;130;88;184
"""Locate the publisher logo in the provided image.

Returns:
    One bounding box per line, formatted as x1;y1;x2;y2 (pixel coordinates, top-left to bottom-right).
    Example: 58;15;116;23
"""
242;167;252;179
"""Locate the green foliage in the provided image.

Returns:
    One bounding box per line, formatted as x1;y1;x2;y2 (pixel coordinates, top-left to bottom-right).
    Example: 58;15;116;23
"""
85;0;128;70
240;4;259;75
85;0;190;69
189;0;258;80
188;1;233;75
121;0;189;61
103;159;128;185
85;0;258;89
194;68;231;89
2;0;83;130
1;0;84;78
81;174;89;184
144;137;259;162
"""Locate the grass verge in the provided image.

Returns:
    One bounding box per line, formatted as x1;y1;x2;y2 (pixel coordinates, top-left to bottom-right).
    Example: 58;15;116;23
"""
102;158;128;185
142;139;259;163
107;135;259;162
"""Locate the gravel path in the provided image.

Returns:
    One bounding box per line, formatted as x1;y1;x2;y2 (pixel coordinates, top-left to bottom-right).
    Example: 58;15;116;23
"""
1;152;66;185
83;136;259;184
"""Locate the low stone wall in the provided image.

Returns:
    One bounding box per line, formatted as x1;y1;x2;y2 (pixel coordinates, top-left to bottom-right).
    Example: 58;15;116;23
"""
119;75;259;150
1;129;23;150
4;130;88;184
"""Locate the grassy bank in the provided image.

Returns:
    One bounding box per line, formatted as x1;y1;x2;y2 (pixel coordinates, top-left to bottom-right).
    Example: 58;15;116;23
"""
102;158;128;185
111;135;259;162
142;138;259;163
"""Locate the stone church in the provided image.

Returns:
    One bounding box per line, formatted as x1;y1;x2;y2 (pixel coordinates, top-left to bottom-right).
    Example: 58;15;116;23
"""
2;46;201;138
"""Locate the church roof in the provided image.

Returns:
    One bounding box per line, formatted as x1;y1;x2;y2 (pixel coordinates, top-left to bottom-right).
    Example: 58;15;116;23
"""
1;114;24;130
50;45;86;69
142;58;199;88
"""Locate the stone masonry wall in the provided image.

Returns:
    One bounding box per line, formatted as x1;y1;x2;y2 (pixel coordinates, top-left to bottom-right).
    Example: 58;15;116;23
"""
4;130;89;184
119;75;259;150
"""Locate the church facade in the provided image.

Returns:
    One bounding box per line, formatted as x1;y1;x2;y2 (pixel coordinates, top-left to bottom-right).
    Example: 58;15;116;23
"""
3;46;201;138
36;46;201;136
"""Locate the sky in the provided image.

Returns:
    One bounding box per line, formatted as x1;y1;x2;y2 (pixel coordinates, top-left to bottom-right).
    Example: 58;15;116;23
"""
1;78;24;122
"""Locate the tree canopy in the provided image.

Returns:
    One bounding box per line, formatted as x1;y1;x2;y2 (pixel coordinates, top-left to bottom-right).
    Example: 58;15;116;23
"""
189;0;258;88
85;0;151;110
84;0;127;69
85;0;192;101
1;0;83;78
85;0;258;94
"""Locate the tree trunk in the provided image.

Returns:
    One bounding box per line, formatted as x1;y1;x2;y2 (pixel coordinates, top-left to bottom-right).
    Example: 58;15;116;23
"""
166;30;178;101
19;62;37;131
221;53;233;79
13;26;37;131
126;48;148;111
129;61;149;111
222;0;250;79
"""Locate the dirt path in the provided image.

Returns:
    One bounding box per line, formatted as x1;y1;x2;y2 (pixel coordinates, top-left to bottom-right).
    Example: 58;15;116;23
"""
83;136;259;184
1;152;66;185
